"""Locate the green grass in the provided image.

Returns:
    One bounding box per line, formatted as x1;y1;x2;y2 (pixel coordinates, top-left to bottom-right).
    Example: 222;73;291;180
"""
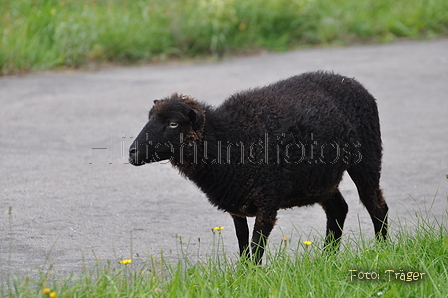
2;198;448;297
1;0;448;75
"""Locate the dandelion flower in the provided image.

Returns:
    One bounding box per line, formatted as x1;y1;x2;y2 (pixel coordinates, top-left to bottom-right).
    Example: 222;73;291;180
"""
283;236;287;241
42;288;51;294
49;291;58;298
303;241;313;246
119;259;132;264
212;226;224;231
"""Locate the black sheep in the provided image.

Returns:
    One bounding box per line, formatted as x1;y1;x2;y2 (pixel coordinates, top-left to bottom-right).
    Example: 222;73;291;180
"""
129;71;389;263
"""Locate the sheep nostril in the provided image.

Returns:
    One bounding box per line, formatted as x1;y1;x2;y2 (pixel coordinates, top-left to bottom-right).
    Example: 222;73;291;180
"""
129;148;137;155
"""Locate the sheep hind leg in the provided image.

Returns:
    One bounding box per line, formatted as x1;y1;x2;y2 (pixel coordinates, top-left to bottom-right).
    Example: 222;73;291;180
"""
348;165;389;241
319;189;349;252
231;215;250;258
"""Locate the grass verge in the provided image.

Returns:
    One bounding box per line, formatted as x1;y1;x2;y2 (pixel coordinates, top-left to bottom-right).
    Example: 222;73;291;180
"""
2;198;447;297
1;0;448;75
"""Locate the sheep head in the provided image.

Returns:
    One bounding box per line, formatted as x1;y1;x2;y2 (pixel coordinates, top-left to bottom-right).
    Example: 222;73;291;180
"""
129;93;205;166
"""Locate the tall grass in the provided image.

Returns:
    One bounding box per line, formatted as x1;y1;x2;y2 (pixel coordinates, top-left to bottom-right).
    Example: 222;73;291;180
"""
2;197;448;297
1;0;448;75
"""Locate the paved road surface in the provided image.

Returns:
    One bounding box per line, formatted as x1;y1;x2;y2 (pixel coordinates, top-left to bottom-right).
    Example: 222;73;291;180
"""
1;39;447;280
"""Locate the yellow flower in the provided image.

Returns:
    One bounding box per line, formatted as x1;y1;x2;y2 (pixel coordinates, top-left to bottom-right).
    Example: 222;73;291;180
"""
283;236;287;241
119;259;132;264
49;291;57;298
303;241;313;246
212;226;224;231
42;288;51;294
239;23;246;31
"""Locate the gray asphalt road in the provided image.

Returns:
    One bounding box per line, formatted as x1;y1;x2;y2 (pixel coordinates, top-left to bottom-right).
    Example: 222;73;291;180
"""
1;39;447;280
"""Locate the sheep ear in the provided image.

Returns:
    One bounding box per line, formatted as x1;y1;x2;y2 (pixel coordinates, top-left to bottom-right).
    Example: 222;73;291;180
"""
188;109;202;130
153;99;159;104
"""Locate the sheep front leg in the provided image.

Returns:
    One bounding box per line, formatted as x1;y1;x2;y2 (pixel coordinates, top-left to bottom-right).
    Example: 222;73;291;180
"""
251;208;278;264
231;215;250;257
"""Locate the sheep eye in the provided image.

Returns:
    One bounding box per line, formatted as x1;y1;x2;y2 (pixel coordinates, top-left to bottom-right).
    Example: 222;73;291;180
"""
168;122;179;129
